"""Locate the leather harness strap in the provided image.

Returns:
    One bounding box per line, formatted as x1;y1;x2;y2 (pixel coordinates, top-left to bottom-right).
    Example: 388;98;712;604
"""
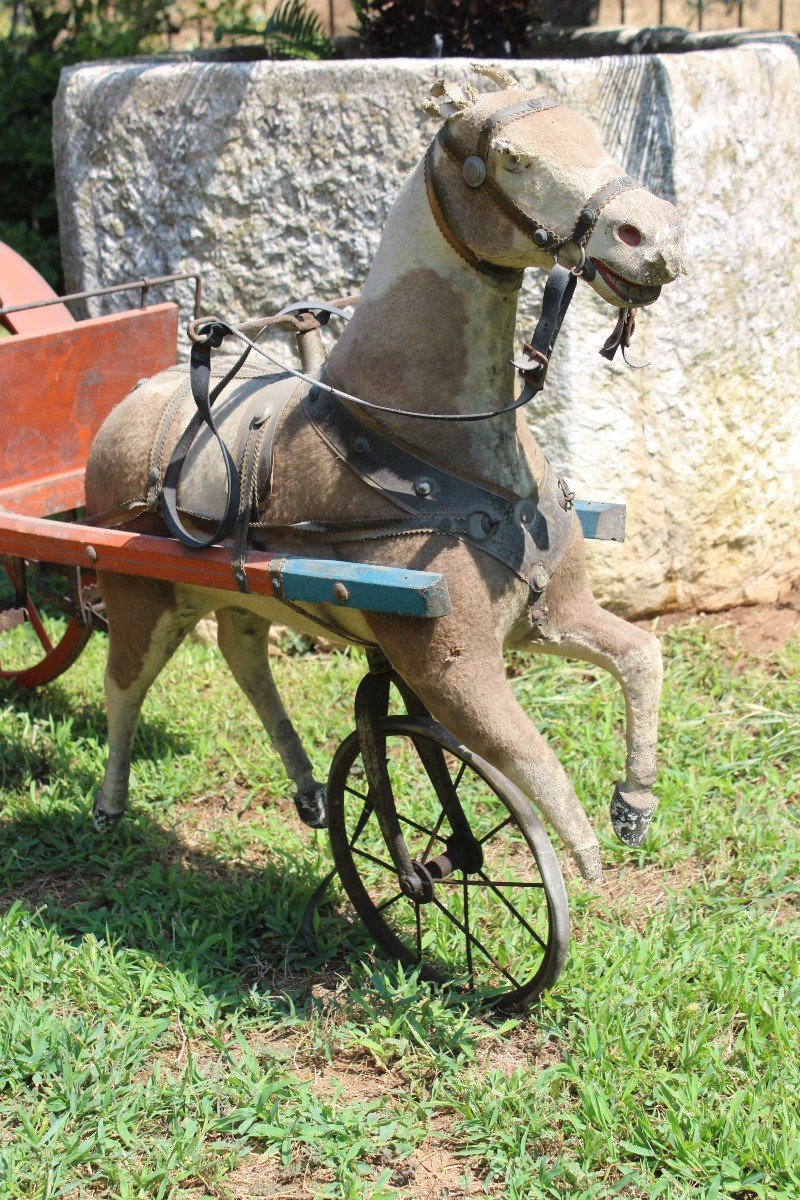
474;96;560;162
423;147;523;287
161;331;243;549
300;376;574;591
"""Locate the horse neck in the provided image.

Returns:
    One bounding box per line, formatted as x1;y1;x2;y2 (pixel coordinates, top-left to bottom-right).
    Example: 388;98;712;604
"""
325;160;546;495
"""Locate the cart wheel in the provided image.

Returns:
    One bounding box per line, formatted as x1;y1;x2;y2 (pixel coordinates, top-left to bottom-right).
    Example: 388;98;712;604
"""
0;556;97;689
327;715;570;1011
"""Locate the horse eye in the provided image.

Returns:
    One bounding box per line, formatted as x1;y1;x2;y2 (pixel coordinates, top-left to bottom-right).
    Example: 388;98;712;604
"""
618;223;642;247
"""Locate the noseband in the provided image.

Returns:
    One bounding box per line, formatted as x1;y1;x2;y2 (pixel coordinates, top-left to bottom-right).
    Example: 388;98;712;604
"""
425;95;643;284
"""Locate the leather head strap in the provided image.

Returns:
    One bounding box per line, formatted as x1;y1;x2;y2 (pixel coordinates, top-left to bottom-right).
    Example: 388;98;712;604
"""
430;93;646;271
474;95;561;162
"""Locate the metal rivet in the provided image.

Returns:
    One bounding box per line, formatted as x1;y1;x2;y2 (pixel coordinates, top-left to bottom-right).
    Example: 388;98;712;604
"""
251;404;273;428
354;436;369;454
86;546;98;563
533;229;549;247
515;499;537;527
308;385;320;401
468;511;492;540
462;156;487;188
438;516;454;533
147;467;160;485
581;207;595;224
414;477;433;497
531;564;549;592
332;581;350;604
530;607;546;624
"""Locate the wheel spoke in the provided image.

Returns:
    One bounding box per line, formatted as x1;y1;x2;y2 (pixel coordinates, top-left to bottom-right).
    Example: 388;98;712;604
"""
452;760;467;789
477;869;547;951
25;599;53;654
429;895;521;990
348;799;374;849
436;877;545;889
352;845;395;873
345;783;368;802
414;902;422;963
399;812;446;846
376;892;402;914
463;874;474;990
479;814;512;845
421;807;446;864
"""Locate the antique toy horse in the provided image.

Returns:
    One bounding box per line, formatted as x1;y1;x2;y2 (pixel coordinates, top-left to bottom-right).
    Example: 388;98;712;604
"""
85;65;686;884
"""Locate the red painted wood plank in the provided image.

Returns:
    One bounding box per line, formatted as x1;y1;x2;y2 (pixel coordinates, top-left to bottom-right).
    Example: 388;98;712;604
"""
0;241;74;334
0;512;279;597
0;467;85;518
0;304;179;493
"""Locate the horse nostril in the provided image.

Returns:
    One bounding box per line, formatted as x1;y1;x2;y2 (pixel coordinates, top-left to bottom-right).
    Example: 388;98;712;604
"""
618;223;642;247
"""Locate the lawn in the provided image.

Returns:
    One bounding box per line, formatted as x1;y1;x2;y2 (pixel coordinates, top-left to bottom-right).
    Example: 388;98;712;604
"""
0;611;798;1199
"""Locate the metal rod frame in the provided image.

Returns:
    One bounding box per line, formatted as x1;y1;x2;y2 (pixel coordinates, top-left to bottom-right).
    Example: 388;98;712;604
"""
0;272;203;321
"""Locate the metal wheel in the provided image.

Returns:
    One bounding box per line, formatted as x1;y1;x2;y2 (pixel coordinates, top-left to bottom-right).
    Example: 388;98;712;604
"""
0;552;100;689
327;715;570;1011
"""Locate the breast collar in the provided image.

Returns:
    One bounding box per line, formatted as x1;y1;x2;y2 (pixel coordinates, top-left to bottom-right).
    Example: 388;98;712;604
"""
424;94;644;284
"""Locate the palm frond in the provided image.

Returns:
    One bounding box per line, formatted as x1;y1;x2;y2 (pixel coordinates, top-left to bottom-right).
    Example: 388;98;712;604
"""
262;0;329;59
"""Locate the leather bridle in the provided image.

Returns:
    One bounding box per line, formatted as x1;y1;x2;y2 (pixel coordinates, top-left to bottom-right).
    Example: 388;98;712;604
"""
425;94;644;284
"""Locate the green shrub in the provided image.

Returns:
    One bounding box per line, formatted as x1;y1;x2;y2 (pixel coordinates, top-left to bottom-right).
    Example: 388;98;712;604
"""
0;0;330;290
352;0;539;57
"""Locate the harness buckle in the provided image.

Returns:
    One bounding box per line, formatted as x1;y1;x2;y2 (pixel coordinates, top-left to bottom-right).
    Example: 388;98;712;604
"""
513;345;550;390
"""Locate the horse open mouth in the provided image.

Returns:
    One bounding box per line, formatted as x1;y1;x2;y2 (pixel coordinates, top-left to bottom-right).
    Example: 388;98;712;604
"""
592;260;662;306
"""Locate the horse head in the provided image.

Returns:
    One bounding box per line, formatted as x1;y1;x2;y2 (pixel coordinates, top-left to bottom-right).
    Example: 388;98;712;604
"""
424;65;687;307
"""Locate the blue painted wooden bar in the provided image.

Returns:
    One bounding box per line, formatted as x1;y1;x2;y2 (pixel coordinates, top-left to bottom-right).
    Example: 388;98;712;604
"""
574;500;626;543
273;558;451;618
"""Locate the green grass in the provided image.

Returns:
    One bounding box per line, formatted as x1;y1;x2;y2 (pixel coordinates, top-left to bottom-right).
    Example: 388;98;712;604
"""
0;617;798;1199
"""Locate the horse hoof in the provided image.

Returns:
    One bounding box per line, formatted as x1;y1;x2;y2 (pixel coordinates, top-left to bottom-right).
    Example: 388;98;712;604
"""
92;793;125;835
573;843;604;885
294;783;328;829
610;784;656;847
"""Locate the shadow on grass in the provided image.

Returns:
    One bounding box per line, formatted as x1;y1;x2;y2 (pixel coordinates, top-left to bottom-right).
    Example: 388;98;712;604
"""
0;802;359;1010
0;678;192;761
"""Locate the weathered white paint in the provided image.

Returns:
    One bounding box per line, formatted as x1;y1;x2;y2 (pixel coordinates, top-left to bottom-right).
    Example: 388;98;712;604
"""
54;48;800;615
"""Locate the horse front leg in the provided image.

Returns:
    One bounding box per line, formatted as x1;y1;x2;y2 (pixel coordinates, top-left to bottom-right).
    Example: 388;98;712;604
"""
533;535;663;846
367;610;604;883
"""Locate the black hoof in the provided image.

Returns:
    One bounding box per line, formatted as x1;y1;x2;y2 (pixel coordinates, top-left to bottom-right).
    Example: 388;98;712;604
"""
294;783;328;829
92;795;125;835
610;785;656;847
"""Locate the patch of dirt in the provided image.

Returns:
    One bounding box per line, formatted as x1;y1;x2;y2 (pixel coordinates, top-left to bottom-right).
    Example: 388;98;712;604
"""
0;868;100;914
564;856;705;933
222;1152;316;1199
401;1134;485;1199
477;1027;563;1076
637;581;800;656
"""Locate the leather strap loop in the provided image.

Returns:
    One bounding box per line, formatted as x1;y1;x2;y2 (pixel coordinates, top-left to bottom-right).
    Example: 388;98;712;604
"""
161;328;244;548
510;264;577;390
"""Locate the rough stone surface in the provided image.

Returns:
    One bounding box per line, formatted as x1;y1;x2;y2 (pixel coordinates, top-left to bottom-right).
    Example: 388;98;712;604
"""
54;50;800;616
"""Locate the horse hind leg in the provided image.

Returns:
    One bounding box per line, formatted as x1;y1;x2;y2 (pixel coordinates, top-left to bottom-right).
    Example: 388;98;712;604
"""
215;607;327;828
94;576;209;833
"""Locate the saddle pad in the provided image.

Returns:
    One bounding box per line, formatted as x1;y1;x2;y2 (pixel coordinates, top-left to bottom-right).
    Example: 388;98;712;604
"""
156;361;301;523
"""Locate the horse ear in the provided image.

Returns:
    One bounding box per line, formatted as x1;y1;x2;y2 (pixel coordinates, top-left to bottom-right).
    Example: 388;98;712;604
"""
422;77;478;121
494;138;535;172
470;63;523;91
